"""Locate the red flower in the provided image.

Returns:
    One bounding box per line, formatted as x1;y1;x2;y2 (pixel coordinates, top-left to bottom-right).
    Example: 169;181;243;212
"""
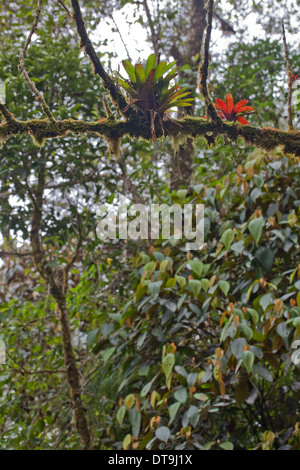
291;73;298;82
213;94;255;125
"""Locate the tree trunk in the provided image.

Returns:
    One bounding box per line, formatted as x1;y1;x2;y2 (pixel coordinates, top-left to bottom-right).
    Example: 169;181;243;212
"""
30;163;91;449
170;0;207;190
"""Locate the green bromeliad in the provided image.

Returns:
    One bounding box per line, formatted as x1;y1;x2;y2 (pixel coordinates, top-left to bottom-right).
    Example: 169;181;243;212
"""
118;54;194;140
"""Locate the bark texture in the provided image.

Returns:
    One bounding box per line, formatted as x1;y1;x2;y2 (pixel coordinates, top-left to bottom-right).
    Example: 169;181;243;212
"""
30;163;91;449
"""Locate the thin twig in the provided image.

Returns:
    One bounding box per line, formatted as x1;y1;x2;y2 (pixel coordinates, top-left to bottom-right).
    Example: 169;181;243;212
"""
117;158;146;205
19;0;56;123
198;0;221;123
6;353;65;375
282;20;294;130
110;13;132;61
9;366;66;375
143;0;160;58
63;213;84;293
57;0;72;18
0;250;33;257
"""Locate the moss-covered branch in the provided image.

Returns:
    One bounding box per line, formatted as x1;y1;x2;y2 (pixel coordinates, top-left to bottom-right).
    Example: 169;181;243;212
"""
71;0;132;117
0;115;299;156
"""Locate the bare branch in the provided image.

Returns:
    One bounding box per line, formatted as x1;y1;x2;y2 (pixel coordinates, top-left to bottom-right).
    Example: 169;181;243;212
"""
63;213;84;292
118;159;146;205
198;0;221;123
28;163;91;449
282;20;294;130
57;0;72;18
110;13;132;61
214;11;235;35
71;0;132;116
19;0;56;123
0;250;33;257
7;352;65;375
143;0;160;58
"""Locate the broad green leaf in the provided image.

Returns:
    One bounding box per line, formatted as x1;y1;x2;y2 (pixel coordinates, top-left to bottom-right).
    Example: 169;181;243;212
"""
187;372;198;386
162;353;175;389
219;441;234;450
220;228;235;250
168;401;181;423
155;426;171;443
155;426;170;443
153;61;167;83
259;293;272;312
134;63;146;84
124;393;135;409
194;392;209;401
175;275;187;288
86;328;99;348
116;405;127;425
166;277;176;288
174;387;187;403
189;279;202;297
122;434;132;450
231;338;247;359
249;217;264;245
239;322;253;341
174;365;188;378
247;308;259;325
189;259;203;277
144;53;157;77
141;381;152;397
129;408;141;437
148;280;163;300
122;59;136;82
103;346;116;362
118;78;138;98
177;189;188;200
255;247;275;272
218;280;230;296
150;391;160;408
242;350;254;373
160;259;169;272
143;261;156;274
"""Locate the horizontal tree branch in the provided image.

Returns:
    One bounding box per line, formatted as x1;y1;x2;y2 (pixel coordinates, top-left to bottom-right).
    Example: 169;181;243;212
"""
10;366;66;375
0;250;33;257
0;115;299;156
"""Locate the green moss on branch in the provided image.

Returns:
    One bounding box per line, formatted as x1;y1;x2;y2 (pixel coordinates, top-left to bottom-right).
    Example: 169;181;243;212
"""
0;115;299;157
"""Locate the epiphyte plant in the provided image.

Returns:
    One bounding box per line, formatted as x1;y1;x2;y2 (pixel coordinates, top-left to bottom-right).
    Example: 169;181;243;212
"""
118;53;194;140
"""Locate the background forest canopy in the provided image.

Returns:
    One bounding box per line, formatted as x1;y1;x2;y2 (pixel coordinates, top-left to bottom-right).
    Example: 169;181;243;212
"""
0;0;300;451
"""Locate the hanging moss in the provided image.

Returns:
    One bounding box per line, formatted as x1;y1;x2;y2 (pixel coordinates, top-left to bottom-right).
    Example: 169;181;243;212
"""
29;129;46;148
105;136;120;160
171;132;188;152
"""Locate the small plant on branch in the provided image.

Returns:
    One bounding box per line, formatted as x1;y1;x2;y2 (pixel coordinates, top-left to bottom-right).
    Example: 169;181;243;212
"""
118;53;194;140
203;94;256;125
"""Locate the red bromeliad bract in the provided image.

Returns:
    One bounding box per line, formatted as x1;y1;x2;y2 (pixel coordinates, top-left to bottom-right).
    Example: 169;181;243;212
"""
203;94;256;125
215;94;255;125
